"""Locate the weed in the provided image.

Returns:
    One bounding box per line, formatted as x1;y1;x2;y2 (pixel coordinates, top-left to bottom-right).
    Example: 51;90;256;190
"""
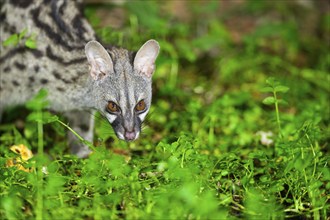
262;77;290;138
2;28;37;49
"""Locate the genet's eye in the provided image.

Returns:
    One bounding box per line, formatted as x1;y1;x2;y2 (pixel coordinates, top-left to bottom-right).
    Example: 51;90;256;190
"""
135;100;146;112
107;101;119;113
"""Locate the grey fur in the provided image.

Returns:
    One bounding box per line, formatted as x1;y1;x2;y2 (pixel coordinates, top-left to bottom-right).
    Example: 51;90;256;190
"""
0;0;160;157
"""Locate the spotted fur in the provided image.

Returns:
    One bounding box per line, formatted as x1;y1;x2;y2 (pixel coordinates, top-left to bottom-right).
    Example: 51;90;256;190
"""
0;0;160;157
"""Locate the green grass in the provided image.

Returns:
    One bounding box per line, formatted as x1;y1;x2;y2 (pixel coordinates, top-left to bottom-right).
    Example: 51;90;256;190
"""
1;1;329;219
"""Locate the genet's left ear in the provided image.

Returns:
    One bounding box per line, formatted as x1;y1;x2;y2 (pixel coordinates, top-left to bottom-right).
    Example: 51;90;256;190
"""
85;40;114;81
134;40;160;78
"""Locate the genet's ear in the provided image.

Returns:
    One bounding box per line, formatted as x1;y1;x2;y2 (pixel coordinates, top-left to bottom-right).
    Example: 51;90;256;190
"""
134;40;160;78
85;41;114;81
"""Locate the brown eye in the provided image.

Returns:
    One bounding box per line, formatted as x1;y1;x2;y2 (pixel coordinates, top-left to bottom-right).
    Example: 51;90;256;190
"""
107;101;119;113
135;100;146;112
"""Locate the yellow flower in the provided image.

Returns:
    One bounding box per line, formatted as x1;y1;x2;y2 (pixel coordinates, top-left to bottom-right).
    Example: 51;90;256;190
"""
6;144;34;172
10;144;33;161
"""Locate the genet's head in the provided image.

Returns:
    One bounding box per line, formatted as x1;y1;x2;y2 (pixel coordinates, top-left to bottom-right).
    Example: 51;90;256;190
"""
85;40;160;141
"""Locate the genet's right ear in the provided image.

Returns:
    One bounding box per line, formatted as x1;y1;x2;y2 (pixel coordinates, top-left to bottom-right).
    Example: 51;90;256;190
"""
134;40;160;78
85;41;114;81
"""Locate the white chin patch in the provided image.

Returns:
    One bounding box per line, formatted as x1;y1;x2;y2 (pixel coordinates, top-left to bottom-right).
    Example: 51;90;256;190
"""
135;131;140;139
138;111;149;122
106;114;117;123
117;132;125;140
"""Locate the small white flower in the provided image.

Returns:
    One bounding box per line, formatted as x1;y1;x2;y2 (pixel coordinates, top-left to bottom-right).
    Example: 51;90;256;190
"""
42;166;48;175
256;131;274;146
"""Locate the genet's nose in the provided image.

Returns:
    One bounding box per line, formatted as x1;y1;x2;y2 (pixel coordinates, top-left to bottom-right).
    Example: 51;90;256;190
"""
124;131;136;141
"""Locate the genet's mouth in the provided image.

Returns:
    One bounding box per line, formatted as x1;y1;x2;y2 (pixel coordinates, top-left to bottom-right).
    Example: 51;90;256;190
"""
116;131;139;142
124;131;136;141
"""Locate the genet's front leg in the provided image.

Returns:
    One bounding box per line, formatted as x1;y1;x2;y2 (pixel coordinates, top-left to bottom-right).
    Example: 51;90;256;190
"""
65;111;95;158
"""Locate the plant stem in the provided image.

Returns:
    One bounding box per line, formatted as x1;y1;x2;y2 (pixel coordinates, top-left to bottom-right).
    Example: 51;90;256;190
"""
38;113;44;157
36;111;43;220
273;91;283;139
57;119;84;142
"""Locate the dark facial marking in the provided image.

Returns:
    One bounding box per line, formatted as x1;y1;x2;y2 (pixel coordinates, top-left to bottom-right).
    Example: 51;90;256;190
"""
111;116;121;130
135;115;142;132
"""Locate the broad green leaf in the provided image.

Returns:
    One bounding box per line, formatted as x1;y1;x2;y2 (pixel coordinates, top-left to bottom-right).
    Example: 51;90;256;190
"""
262;97;276;105
26;112;43;122
274;85;289;93
42;112;59;124
260;86;274;93
25;38;37;49
26;99;49;111
33;88;48;99
26;89;49;110
265;77;276;86
3;34;19;46
221;170;229;176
